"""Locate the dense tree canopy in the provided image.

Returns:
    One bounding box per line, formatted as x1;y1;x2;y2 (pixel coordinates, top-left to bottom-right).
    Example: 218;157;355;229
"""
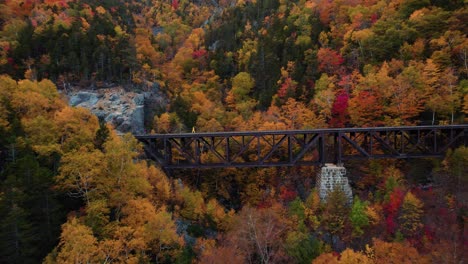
0;0;467;263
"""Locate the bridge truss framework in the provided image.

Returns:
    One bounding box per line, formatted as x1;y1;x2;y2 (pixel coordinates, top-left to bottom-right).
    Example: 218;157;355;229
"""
135;125;468;169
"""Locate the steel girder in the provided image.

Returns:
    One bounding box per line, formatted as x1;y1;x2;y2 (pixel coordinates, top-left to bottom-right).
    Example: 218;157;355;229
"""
135;125;468;169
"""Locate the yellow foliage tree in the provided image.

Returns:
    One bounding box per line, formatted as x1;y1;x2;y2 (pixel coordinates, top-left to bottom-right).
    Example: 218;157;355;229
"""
371;238;430;264
121;198;184;261
177;186;205;221
22;115;60;156
57;148;105;206
53;218;101;264
55;107;99;153
0;76;15;131
304;188;321;230
11;79;64;120
206;199;233;231
0;103;8;131
398;192;424;237
144;165;172;206
102;134;152;217
280;98;326;129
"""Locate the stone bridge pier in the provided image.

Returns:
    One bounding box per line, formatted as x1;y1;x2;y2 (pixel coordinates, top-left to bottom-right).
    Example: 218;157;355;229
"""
317;163;353;204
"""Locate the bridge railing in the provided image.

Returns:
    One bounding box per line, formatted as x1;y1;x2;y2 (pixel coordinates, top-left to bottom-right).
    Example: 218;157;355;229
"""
135;125;468;169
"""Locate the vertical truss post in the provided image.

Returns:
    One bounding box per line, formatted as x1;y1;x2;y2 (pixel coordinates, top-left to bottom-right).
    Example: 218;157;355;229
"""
450;127;454;142
195;137;200;164
319;133;326;165
417;129;420;145
164;138;170;166
400;130;404;153
257;135;261;162
335;132;343;165
162;138;166;163
465;128;468;146
226;137;230;164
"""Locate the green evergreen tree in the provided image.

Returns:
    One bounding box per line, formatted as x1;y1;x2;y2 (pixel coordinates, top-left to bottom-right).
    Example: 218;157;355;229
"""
349;196;370;236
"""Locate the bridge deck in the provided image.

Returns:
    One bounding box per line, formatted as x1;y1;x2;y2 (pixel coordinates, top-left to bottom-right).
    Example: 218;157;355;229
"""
135;125;468;169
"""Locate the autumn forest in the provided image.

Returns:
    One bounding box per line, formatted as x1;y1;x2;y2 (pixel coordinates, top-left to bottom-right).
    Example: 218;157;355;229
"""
0;0;467;263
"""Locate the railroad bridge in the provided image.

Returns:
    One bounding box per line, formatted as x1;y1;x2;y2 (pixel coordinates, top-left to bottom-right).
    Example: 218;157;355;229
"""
135;125;468;170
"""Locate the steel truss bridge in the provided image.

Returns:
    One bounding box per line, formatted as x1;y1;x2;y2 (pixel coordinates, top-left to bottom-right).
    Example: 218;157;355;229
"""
135;125;468;169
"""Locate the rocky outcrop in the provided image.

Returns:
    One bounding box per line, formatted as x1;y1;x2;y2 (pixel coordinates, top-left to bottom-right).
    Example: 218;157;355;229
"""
67;87;164;134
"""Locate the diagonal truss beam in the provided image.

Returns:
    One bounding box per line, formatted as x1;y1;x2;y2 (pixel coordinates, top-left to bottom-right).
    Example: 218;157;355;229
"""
135;125;468;169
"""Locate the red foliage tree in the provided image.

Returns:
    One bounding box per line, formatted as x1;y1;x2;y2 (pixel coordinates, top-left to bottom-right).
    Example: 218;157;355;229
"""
279;186;297;202
330;90;349;127
383;188;405;235
171;0;179;10
348;90;384;127
317;48;344;74
277;77;296;99
192;49;207;59
370;13;378;24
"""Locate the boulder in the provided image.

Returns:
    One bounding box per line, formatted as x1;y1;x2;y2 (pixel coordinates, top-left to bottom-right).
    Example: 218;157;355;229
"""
69;92;98;107
109;93;120;101
117;122;132;133
133;94;145;106
94;110;107;120
113;116;124;127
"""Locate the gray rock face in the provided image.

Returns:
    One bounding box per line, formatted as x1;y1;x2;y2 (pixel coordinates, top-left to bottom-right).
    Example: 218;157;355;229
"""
69;92;99;107
109;93;120;101
65;87;161;134
129;106;145;134
133;94;145;106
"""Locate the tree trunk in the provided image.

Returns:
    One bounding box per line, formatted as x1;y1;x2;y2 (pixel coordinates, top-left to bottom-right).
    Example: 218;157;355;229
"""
432;110;435;125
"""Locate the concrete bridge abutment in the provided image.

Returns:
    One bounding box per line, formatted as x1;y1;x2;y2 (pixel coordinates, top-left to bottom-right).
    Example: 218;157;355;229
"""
317;163;353;204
